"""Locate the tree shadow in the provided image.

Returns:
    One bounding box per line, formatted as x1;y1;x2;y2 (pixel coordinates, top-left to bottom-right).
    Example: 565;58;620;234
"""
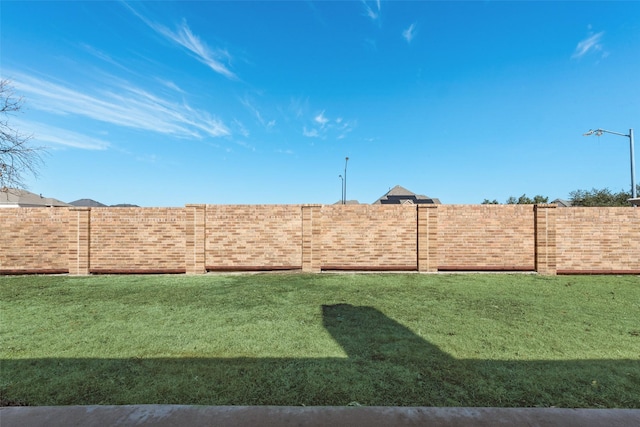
1;304;638;407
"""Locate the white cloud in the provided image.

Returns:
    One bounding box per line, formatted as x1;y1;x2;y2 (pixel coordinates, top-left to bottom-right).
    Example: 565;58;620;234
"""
288;97;308;119
303;127;319;138
402;23;417;43
125;4;237;80
362;0;381;22
80;43;132;73
11;71;230;140
314;111;329;126
240;96;276;130
233;119;250;138
572;31;605;59
13;119;110;150
163;20;237;80
303;110;356;140
157;78;185;93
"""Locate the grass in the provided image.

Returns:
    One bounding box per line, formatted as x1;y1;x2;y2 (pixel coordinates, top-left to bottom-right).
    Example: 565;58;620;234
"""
1;273;639;408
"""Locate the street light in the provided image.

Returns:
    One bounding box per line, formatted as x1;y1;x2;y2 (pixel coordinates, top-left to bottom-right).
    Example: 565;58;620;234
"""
583;128;636;200
339;175;344;204
344;157;349;205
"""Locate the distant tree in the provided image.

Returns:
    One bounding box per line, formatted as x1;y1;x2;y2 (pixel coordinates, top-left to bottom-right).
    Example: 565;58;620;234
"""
481;199;499;205
505;194;549;205
569;186;639;207
531;195;550;204
0;79;43;190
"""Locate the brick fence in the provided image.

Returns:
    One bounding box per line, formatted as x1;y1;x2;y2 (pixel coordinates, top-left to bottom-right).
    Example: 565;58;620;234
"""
1;204;638;275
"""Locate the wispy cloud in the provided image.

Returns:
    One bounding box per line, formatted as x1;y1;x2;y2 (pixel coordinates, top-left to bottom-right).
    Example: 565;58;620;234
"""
13;118;110;150
288;97;308;119
303;126;319;138
232;119;250;138
240;96;276;130
314;111;329;127
80;43;132;73
572;30;605;59
362;0;381;23
402;23;417;43
125;4;237;80
156;78;185;94
11;71;230;140
303;110;356;140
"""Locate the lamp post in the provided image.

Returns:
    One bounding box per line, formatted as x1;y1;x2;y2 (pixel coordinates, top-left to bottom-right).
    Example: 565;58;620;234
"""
583;128;636;200
339;175;344;204
344;157;349;205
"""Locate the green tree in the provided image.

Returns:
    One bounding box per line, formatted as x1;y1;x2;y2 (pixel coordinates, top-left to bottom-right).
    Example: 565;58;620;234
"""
481;199;499;205
505;194;548;204
569;186;639;207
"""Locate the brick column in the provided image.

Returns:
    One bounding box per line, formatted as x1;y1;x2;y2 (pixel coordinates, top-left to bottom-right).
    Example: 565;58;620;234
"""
534;204;557;275
69;207;91;275
185;204;206;274
417;205;438;272
302;204;322;273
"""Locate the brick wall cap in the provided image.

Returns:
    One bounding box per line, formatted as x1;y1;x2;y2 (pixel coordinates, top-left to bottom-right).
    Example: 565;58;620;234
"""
69;207;91;211
535;204;557;209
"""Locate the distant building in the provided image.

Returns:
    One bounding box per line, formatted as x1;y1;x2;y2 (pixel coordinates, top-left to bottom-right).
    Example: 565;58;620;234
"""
551;198;572;207
69;198;107;207
0;189;71;208
69;199;139;207
373;185;440;205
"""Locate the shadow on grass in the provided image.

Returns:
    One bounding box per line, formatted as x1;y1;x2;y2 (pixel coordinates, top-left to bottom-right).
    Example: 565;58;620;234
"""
1;304;638;407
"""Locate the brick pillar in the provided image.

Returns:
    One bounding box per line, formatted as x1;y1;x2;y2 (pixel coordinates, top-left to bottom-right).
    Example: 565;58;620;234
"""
185;204;206;274
534;204;557;275
417;205;438;272
69;207;91;275
302;204;322;273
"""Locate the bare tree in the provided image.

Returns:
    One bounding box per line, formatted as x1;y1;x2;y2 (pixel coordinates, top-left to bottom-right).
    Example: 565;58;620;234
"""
1;79;44;191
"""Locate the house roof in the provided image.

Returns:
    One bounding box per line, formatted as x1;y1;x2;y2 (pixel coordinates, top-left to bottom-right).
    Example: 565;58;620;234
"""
0;189;71;207
551;198;572;207
69;199;140;207
373;185;440;205
69;198;107;207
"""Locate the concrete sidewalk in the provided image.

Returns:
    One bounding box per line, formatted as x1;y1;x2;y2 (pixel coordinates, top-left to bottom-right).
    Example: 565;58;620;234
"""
1;406;639;427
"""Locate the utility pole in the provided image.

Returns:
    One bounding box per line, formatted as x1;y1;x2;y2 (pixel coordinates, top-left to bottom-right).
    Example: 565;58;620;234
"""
344;157;349;204
583;128;636;201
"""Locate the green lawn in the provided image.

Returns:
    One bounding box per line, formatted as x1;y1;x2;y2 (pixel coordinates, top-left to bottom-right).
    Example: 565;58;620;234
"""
1;273;638;407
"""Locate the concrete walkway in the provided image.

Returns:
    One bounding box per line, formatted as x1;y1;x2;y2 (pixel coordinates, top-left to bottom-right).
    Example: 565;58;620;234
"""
2;406;639;427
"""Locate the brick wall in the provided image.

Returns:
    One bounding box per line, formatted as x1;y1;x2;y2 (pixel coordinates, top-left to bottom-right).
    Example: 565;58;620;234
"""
320;205;417;270
205;205;303;271
0;208;69;273
89;208;185;273
1;204;638;275
556;207;640;274
438;205;535;270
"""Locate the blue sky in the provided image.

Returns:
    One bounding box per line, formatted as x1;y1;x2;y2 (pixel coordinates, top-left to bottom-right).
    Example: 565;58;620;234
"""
2;0;639;206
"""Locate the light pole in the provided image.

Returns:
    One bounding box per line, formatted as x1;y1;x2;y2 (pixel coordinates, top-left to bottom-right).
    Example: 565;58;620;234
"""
344;157;349;205
339;175;344;204
583;128;636;200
